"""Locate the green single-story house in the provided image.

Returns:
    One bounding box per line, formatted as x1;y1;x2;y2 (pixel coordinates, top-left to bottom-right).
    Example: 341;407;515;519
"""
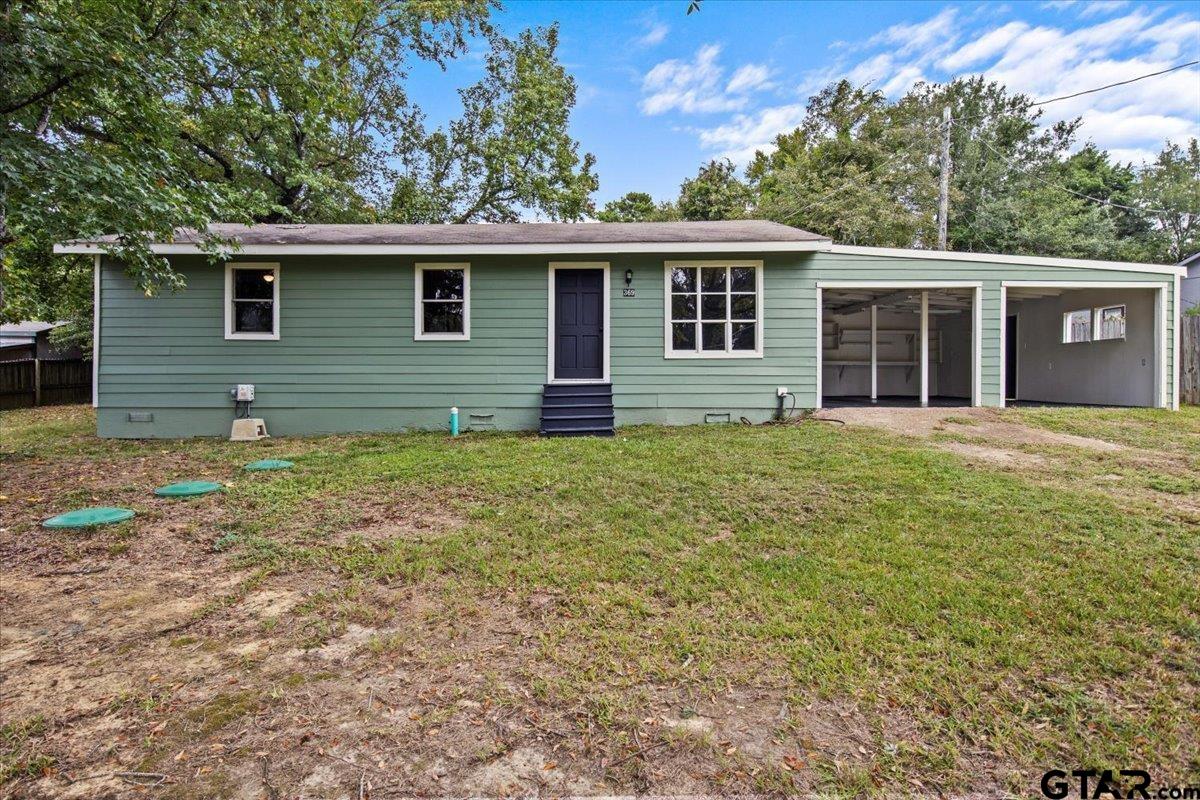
56;221;1184;438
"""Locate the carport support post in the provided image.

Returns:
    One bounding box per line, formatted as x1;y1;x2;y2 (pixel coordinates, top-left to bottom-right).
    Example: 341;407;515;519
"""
870;305;878;403
919;291;929;407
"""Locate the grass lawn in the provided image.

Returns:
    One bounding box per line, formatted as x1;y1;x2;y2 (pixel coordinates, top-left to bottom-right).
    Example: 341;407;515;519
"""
1;405;1197;798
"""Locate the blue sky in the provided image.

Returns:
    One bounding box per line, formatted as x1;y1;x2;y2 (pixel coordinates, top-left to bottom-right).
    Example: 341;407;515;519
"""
408;0;1200;209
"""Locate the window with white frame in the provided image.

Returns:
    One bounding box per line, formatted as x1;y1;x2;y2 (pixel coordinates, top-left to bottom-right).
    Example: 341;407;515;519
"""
415;264;469;340
225;263;279;340
667;262;762;356
1093;304;1126;341
1062;308;1091;343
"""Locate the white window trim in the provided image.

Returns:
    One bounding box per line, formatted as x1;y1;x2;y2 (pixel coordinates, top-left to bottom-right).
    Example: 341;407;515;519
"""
663;260;764;359
547;262;611;384
1092;304;1126;341
1062;308;1092;344
224;262;280;341
414;263;471;341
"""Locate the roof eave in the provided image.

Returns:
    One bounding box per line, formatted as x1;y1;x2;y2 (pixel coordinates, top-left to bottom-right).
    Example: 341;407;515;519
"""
825;244;1187;277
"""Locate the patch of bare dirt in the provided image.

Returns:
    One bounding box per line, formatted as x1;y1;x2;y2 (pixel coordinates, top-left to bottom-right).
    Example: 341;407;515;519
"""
936;440;1047;468
816;406;1122;452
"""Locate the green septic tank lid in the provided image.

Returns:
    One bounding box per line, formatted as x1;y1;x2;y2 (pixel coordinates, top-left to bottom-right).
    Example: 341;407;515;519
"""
244;459;294;472
43;507;136;529
153;480;223;498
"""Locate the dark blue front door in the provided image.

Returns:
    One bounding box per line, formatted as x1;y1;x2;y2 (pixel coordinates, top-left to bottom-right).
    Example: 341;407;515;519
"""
554;269;604;380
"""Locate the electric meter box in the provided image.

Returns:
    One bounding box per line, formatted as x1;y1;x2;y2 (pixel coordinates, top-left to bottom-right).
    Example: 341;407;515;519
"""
232;384;255;402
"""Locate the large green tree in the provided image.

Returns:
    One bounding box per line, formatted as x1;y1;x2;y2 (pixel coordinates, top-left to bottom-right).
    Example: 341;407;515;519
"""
2;1;598;337
677;158;752;221
387;25;597;223
748;81;936;246
1134;138;1200;263
595;191;680;222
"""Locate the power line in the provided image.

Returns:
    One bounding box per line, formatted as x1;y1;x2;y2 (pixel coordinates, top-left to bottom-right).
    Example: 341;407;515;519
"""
951;59;1200;125
1031;60;1199;107
974;137;1187;216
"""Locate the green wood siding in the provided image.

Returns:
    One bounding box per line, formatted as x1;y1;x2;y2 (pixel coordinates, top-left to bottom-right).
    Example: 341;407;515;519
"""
95;251;1178;438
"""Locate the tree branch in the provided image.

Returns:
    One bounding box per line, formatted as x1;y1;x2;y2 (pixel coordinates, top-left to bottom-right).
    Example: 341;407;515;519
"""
1;71;80;115
179;131;236;180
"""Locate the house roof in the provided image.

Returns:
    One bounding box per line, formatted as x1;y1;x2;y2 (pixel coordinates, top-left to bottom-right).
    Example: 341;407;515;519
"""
53;222;1186;276
56;221;831;255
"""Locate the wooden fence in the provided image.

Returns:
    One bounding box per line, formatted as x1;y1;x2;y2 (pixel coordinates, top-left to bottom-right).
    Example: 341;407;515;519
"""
1183;314;1200;406
0;358;91;410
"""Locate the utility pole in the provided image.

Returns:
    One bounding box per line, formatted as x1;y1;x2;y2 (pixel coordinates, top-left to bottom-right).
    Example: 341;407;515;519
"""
937;105;951;251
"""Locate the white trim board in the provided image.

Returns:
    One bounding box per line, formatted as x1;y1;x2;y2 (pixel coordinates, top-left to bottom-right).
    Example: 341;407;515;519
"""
55;240;829;256
999;286;1012;407
1001;280;1170;288
414;263;471;341
817;280;983;289
224;262;281;341
815;286;822;409
972;286;982;407
818;282;982;408
826;245;1185;277
1174;273;1181;410
547;262;611;385
92;254;100;408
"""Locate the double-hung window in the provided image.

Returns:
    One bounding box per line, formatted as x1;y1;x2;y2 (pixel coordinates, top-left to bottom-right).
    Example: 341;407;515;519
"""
666;261;762;357
225;263;280;340
415;263;470;340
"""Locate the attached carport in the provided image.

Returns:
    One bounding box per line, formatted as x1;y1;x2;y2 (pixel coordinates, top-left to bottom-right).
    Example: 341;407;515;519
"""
1001;281;1170;408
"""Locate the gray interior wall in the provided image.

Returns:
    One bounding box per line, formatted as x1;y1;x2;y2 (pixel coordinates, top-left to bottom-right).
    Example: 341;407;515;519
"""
937;310;973;399
1009;287;1157;407
821;308;938;397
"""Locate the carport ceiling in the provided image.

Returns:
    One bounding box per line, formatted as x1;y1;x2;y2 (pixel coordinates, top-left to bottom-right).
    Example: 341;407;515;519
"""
824;288;974;315
1006;287;1072;300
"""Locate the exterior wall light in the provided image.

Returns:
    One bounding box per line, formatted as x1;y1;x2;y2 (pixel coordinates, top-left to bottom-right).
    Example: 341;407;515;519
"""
625;269;633;286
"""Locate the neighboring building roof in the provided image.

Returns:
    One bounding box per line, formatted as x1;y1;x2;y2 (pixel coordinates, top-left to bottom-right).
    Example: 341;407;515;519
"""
0;321;62;336
1180;252;1200;275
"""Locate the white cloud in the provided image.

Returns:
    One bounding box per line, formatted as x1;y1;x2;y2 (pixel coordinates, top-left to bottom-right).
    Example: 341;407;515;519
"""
668;5;1198;170
1078;1;1131;18
940;21;1030;71
637;22;669;47
866;7;959;57
695;103;808;163
640;45;773;116
726;64;773;94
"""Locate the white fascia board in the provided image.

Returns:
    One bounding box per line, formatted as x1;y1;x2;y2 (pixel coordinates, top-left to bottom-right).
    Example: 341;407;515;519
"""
825;245;1186;277
1001;280;1169;288
54;240;831;256
817;279;983;288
